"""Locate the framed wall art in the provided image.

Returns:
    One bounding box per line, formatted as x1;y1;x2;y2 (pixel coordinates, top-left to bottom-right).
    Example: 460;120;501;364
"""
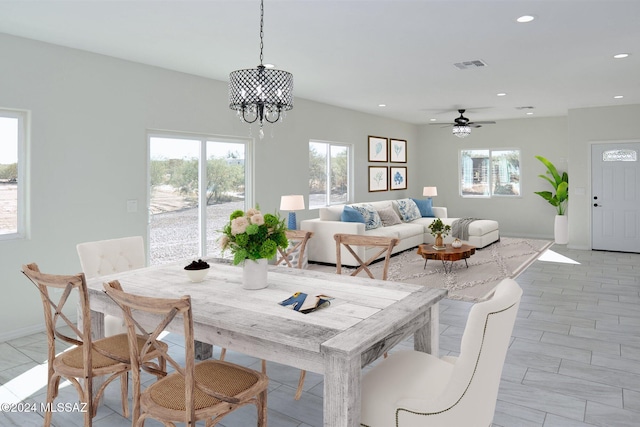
390;166;407;190
368;166;388;192
368;136;388;162
390;138;407;163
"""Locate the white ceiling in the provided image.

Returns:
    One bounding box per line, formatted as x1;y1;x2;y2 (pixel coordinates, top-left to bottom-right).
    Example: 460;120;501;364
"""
1;0;639;125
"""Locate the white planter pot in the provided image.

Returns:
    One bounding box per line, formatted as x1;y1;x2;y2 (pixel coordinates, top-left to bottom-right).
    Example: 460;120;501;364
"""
242;258;268;290
554;215;568;244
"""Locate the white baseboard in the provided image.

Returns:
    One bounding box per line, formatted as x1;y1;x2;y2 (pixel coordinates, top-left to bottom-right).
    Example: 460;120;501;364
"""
0;323;46;343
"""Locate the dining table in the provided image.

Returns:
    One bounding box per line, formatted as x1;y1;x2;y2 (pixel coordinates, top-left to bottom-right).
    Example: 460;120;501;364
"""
84;259;447;427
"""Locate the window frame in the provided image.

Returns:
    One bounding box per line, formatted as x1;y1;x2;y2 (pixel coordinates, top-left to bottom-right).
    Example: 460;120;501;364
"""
459;148;521;198
147;130;253;262
308;139;353;209
0;108;28;240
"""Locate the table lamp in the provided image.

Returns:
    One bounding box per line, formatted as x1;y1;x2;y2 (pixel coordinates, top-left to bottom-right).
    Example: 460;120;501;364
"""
280;195;305;230
423;186;438;199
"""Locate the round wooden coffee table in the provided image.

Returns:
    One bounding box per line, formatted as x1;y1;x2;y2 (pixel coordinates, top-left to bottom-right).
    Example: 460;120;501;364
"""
417;243;476;273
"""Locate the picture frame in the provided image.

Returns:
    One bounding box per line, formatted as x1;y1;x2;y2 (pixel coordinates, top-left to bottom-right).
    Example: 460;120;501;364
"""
368;136;388;162
368;166;388;192
390;138;407;163
390;166;407;190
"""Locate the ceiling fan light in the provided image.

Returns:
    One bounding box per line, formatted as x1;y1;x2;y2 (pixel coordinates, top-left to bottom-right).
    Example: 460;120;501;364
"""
452;125;471;138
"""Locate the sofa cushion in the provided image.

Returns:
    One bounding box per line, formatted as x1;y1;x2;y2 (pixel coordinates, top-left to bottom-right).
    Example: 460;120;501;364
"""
383;223;424;240
395;199;421;222
351;204;382;230
341;205;365;223
319;205;345;221
377;206;402;227
412;198;435;217
364;227;400;239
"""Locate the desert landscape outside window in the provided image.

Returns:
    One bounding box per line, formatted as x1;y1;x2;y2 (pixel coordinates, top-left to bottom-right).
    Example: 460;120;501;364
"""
149;135;250;265
0;110;25;239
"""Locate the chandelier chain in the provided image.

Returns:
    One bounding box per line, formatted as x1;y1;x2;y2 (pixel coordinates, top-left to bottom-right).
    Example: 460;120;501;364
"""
259;0;264;65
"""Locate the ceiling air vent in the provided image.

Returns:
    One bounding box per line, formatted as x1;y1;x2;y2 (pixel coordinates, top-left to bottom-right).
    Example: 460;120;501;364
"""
453;60;488;70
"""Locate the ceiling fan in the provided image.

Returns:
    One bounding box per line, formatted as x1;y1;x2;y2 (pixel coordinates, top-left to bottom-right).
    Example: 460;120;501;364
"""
430;109;496;138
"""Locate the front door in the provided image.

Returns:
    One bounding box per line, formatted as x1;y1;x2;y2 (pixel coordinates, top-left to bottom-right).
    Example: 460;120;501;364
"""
591;142;640;252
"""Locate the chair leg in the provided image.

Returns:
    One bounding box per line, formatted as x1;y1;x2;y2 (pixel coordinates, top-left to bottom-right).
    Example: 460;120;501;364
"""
219;347;226;361
294;370;306;400
261;359;267;374
120;372;130;418
43;374;60;427
257;389;268;427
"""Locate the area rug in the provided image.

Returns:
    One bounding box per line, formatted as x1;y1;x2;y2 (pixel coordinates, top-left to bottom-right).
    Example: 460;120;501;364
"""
308;237;553;302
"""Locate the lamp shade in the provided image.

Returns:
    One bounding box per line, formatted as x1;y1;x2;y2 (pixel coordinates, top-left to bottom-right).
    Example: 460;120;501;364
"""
423;187;438;197
280;195;305;211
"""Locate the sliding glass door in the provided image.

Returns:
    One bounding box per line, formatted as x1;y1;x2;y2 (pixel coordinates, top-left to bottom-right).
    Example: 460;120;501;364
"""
149;134;251;265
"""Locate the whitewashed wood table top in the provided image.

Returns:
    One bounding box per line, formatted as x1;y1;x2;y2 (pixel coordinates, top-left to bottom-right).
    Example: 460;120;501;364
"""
86;260;447;427
86;260;447;371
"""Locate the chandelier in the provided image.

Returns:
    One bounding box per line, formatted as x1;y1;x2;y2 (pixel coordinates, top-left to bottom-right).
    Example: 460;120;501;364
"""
229;0;294;139
452;124;471;138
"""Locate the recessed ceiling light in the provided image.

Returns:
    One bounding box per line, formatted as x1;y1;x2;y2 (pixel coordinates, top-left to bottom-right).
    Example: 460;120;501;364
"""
516;15;535;23
614;95;624;99
613;53;629;59
526;112;534;115
430;118;437;121
497;92;507;97
378;104;386;107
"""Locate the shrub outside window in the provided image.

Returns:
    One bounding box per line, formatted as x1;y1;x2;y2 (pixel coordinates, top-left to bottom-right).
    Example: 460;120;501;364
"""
460;149;520;197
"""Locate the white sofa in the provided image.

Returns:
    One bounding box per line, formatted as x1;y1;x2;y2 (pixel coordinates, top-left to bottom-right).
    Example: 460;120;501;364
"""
300;199;499;266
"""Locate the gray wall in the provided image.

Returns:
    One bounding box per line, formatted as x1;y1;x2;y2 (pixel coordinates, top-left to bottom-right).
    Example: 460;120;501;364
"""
417;116;568;239
1;33;639;339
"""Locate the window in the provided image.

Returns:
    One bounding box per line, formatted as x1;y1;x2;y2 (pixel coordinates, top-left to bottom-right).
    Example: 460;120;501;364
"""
148;134;252;265
309;141;352;209
460;149;520;197
0;109;26;239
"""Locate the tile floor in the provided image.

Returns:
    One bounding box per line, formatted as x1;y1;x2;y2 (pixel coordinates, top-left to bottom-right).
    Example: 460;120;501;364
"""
0;245;639;426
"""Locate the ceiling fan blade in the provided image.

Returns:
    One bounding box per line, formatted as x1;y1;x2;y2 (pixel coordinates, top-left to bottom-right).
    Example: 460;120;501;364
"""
428;123;454;127
468;121;496;125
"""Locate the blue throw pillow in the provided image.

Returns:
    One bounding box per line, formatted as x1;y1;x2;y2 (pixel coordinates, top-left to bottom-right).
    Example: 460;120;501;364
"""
412;198;435;217
341;205;365;223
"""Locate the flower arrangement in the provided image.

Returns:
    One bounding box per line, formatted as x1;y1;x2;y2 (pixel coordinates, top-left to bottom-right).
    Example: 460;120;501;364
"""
220;208;289;265
428;218;451;237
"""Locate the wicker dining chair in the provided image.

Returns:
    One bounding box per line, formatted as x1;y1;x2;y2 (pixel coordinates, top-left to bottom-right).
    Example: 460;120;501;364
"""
334;233;400;280
22;263;166;427
103;280;269;427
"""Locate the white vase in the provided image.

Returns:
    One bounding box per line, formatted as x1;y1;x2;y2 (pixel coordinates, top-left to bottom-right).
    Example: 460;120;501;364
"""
242;258;268;290
554;215;568;244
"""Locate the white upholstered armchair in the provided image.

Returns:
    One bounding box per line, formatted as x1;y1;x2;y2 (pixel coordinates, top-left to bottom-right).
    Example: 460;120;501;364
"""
360;278;522;427
76;236;146;336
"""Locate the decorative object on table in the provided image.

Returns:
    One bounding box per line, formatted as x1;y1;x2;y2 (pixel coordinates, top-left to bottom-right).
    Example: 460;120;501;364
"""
184;259;210;282
228;0;293;139
428;217;451;248
368;136;388;162
390;166;407;190
389;138;407;163
220;207;288;289
279;292;333;314
452;238;463;248
279;194;305;230
368;166;388;192
534;155;569;244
